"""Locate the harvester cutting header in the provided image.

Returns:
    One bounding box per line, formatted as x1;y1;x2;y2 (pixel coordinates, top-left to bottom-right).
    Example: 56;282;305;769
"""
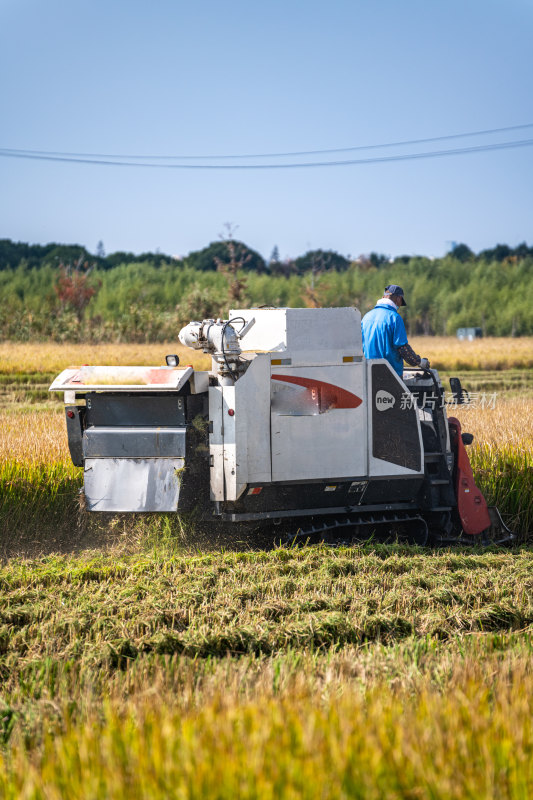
50;306;514;546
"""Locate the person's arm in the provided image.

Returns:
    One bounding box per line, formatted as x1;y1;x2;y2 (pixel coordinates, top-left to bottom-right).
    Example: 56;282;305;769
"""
392;315;428;367
397;343;421;366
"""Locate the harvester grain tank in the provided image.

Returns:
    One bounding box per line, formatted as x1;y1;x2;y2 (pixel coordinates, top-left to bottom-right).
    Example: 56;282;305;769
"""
49;307;514;545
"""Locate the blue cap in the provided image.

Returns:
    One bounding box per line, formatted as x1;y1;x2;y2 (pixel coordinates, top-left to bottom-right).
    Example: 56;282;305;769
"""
385;284;407;306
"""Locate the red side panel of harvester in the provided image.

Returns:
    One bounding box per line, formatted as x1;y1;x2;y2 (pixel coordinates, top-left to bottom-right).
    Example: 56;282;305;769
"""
448;417;491;536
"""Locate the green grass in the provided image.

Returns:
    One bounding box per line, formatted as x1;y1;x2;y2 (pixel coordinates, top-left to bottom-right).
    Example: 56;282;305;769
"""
469;444;533;534
0;373;56;385
1;438;530;549
0;373;57;410
0;462;82;553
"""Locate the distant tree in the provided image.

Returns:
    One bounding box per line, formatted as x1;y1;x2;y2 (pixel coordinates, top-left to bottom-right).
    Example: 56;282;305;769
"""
44;245;91;267
291;249;348;307
478;243;512;262
512;242;533;260
103;251;137;269
135;251;169;268
213;223;249;306
448;243;474;262
101;250;171;270
269;256;297;277
293;249;350;275
356;252;391;270
269;245;280;268
54;256;101;322
355;254;373;270
369;252;389;268
0;239;29;270
175;284;224;322
0;239;58;270
96;240;106;259
186;236;266;273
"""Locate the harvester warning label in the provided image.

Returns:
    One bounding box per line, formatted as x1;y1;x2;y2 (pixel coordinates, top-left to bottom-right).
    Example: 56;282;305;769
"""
375;390;396;410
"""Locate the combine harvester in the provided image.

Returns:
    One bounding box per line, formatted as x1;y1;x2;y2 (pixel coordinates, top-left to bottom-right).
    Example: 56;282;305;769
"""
50;307;515;546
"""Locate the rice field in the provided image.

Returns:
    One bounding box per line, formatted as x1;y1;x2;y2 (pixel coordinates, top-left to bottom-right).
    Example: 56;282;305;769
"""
409;336;533;371
0;339;532;797
2;354;531;543
1;336;533;375
0;342;210;376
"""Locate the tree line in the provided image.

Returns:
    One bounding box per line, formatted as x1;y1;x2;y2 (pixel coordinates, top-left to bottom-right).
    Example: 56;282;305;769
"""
0;237;532;341
2;237;533;275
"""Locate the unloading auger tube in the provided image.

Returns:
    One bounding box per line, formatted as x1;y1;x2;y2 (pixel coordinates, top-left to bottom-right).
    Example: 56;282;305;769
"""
49;307;516;547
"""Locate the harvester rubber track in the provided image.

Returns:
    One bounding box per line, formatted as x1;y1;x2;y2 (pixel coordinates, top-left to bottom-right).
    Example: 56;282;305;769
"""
284;511;429;548
284;507;517;549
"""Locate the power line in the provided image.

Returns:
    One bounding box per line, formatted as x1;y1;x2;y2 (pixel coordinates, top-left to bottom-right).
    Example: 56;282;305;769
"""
1;122;533;161
1;137;533;169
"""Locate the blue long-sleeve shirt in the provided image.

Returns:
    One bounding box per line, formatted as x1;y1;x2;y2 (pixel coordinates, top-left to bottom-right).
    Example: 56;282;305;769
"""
361;300;408;377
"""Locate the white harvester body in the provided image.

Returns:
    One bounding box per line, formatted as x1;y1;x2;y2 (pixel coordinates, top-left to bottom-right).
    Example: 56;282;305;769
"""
208;307;424;505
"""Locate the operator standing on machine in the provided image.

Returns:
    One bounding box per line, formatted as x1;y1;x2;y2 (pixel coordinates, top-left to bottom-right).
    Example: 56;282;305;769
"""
361;285;430;377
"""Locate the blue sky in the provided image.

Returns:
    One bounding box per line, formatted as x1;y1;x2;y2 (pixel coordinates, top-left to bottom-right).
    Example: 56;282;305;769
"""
1;0;532;260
